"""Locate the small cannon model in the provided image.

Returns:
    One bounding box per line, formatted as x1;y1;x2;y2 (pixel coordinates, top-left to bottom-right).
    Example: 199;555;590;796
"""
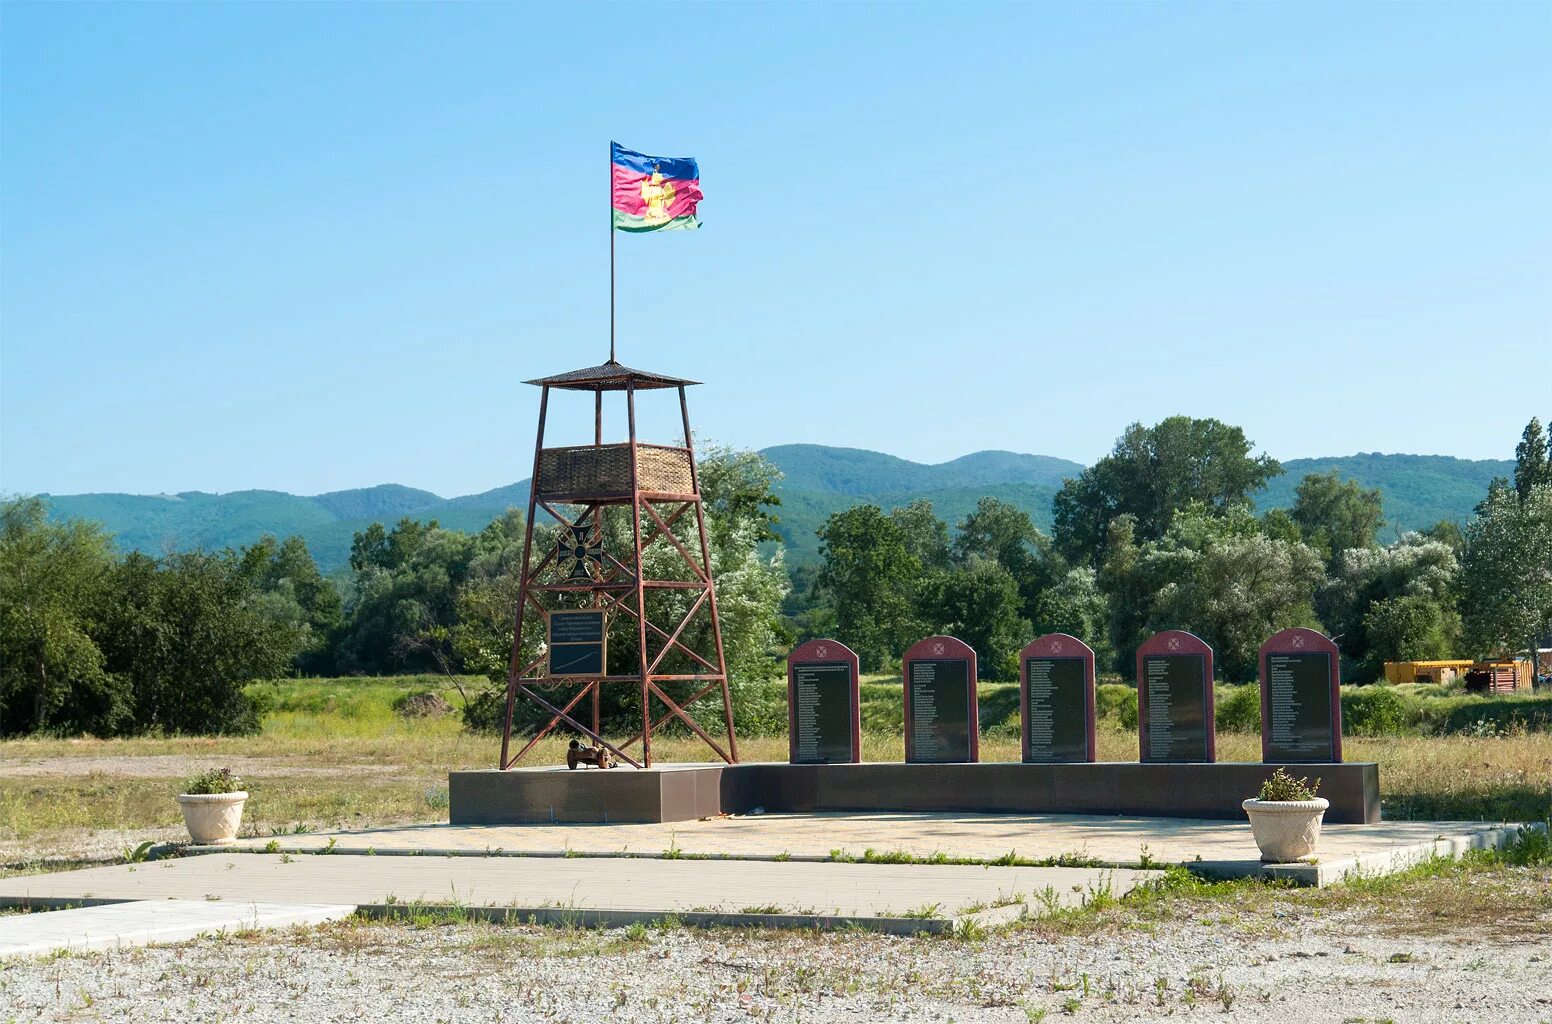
566;738;617;770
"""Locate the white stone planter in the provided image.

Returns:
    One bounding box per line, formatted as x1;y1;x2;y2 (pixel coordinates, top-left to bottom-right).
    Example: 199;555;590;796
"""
176;792;248;845
1242;797;1329;863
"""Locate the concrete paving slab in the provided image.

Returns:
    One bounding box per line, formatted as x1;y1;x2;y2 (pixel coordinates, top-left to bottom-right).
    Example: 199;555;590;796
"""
0;854;1155;935
203;811;1521;885
0;900;355;958
1252;823;1528;886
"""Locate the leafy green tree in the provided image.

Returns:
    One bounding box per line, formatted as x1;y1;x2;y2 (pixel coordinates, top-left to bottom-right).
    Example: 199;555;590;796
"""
1259;508;1303;545
335;518;476;674
1290;471;1385;563
890;499;952;571
686;447;791;688
1362;594;1456;680
348;521;391;573
1148;504;1325;680
954;496;1063;622
1108;503;1325;680
1460;484;1552;662
1514;417;1552;500
1097;514;1150;675
1030;566;1114;669
1477;476;1513;516
780;562;831;640
1053;417;1283;565
238;535;342;672
99;550;299;734
917;557;1029;680
813;505;921;671
444;511;537;728
0;498;126;736
1318;533;1459;669
1422;519;1466;558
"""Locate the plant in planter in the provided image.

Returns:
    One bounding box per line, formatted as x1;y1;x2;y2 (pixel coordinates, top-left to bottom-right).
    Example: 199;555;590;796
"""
177;768;248;845
1242;767;1329;863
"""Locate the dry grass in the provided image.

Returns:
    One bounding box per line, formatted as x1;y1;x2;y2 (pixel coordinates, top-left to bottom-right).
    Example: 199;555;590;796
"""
2;685;1547;860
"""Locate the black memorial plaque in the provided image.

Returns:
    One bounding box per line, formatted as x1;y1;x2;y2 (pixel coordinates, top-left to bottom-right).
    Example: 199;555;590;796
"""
1264;651;1336;762
549;609;605;676
1141;654;1210;762
907;658;973;763
791;662;855;764
1023;656;1089;763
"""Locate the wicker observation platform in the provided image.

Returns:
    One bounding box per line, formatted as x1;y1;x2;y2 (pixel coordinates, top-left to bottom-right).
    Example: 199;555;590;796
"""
498;360;737;772
534;444;694;503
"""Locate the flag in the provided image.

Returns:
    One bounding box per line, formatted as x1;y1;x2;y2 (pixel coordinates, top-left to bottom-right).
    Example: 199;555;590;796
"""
611;142;702;232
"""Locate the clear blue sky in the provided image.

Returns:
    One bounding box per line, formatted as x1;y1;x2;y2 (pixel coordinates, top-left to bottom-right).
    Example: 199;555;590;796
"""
2;3;1548;498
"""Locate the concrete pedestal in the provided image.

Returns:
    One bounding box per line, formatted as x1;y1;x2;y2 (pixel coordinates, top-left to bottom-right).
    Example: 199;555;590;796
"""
450;761;1380;826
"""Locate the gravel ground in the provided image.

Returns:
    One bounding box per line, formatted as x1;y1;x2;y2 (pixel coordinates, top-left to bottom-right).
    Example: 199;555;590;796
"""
0;827;185;867
4;875;1550;1024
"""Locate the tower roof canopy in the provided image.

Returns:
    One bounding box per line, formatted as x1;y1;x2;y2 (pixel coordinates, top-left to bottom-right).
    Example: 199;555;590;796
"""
525;360;700;392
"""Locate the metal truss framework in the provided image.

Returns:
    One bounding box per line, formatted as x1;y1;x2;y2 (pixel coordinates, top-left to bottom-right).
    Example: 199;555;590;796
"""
498;363;737;770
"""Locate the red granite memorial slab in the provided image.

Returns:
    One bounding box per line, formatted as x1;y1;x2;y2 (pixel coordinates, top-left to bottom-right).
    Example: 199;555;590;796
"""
786;638;862;765
901;635;979;764
1019;633;1097;763
1137;629;1216;763
1259;627;1343;764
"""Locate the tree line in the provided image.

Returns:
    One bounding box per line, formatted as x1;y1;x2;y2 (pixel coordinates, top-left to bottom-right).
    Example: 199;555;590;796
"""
4;418;1548;738
792;415;1552;684
0;446;790;738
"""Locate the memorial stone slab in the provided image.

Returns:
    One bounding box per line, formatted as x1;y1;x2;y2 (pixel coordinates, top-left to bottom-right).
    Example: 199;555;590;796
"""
902;636;979;764
1019;633;1097;763
1258;627;1343;763
786;638;862;764
1136;630;1216;763
548;609;606;676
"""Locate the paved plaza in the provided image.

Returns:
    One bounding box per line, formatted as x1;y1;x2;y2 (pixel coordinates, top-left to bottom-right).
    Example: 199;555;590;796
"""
0;900;355;957
208;810;1518;885
0;852;1157;941
0;811;1527;955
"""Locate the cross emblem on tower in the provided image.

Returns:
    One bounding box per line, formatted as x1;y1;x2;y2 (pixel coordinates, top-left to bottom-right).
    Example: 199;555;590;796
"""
1167;637;1181;651
815;645;829;658
932;641;945;656
558;522;605;582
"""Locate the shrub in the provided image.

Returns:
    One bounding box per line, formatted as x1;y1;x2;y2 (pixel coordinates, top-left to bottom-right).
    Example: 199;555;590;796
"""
1342;686;1412;736
1215;684;1261;733
461;685;506;733
1257;767;1320;802
1434;695;1552;735
183;767;243;795
729;678;789;736
1096;684;1138;729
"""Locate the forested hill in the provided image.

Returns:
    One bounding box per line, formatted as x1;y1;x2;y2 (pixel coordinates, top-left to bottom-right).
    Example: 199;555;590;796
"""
38;446;1511;573
1258;454;1513;544
762;445;1083;493
37;485;531;576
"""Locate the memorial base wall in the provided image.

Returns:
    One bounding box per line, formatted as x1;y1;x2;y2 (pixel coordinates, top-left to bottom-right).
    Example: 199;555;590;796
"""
450;761;1380;826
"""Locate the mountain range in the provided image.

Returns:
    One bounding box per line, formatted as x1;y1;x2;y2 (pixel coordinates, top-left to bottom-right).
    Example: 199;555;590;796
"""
36;446;1512;574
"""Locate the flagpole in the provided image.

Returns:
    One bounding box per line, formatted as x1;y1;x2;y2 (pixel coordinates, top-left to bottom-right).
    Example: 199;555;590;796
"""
609;142;616;364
